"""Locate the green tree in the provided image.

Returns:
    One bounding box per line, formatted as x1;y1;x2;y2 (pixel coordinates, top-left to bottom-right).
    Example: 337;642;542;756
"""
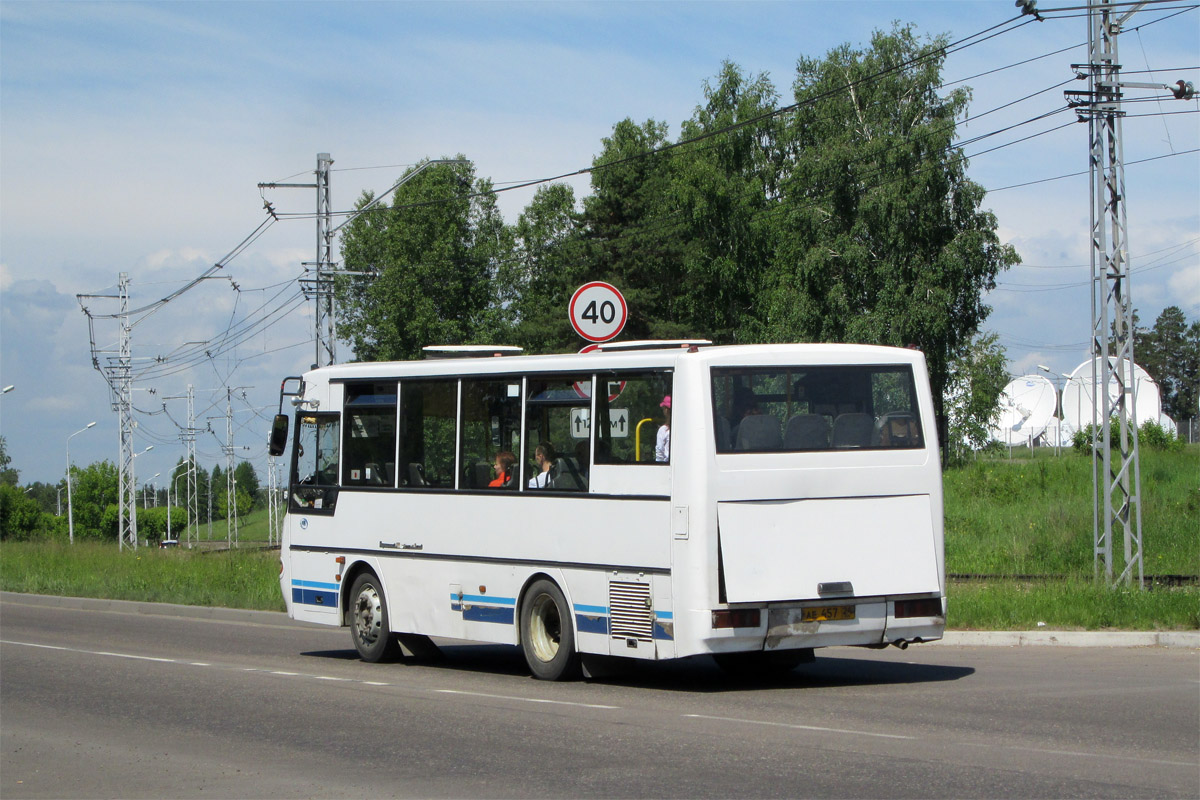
0;436;18;486
216;487;252;521
507;183;586;353
336;158;511;361
0;483;42;539
673;61;783;343
1137;306;1199;425
581;118;687;341
210;463;223;521
764;24;1019;448
944;333;1009;464
234;461;260;508
70;460;119;540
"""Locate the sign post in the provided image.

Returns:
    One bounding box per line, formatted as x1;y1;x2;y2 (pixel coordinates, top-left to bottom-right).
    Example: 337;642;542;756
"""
569;281;627;343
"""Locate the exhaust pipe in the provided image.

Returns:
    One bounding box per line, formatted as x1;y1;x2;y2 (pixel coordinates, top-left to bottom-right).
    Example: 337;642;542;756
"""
892;639;909;650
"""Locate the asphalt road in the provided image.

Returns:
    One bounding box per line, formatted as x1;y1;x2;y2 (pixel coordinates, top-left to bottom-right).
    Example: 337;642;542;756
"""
1;594;1196;799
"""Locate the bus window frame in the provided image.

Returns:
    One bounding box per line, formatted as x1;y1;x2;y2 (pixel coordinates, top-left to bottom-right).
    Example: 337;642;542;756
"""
288;410;342;515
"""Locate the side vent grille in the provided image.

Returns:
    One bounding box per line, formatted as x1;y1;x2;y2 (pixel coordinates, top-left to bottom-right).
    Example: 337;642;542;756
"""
609;581;653;642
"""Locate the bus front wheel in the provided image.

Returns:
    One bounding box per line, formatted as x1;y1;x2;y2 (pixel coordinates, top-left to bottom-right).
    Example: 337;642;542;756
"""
348;573;400;662
520;579;580;681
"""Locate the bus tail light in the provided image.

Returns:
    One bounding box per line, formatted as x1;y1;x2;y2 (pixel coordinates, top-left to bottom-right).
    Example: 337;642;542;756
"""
712;608;761;629
894;598;942;618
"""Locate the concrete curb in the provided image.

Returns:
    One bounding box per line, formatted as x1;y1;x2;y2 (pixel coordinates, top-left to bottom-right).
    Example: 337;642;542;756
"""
4;592;1198;648
938;630;1200;648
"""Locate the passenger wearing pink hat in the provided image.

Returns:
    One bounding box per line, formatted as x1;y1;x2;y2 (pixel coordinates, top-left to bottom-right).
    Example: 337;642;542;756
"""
655;395;671;462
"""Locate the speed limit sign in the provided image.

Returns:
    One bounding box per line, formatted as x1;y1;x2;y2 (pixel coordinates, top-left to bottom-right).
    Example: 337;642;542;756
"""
569;281;627;342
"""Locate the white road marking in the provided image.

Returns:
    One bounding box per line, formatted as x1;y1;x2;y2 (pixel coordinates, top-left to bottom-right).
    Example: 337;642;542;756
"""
435;689;619;709
959;741;1197;768
7;638;1191;770
683;713;915;740
2;640;615;709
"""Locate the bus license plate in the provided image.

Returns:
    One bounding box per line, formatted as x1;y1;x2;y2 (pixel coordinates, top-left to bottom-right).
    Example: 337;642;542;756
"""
801;605;855;623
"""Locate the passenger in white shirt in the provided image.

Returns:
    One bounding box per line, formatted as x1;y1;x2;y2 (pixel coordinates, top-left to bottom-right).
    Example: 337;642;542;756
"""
655;395;671;462
528;442;557;488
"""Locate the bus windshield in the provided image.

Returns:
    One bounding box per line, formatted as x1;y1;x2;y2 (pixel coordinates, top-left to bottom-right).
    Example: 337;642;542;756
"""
712;365;924;452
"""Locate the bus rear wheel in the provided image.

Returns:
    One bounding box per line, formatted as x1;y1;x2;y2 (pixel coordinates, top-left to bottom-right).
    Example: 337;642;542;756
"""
348;573;400;662
520;579;580;681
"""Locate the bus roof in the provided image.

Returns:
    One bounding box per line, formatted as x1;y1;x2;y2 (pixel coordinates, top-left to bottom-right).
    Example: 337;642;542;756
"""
302;343;926;384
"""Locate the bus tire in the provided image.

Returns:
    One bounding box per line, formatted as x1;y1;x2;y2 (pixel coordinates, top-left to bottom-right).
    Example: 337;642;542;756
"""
520;579;580;681
348;572;400;663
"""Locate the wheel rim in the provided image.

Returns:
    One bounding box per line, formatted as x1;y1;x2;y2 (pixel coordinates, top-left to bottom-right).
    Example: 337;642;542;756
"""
353;583;383;647
528;593;561;663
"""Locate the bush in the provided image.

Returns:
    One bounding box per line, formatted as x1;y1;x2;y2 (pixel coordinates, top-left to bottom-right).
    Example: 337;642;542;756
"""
1139;419;1184;452
1073;419;1183;454
0;484;43;539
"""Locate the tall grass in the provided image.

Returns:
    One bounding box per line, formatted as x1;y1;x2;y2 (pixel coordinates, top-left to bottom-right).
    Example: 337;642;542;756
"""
3;446;1196;629
0;540;283;611
944;445;1198;576
949;579;1199;630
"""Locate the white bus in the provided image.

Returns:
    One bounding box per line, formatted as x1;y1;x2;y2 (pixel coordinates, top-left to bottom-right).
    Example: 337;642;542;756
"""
269;342;945;680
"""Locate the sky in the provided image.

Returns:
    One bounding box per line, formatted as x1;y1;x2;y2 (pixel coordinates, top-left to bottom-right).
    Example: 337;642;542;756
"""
2;0;1197;486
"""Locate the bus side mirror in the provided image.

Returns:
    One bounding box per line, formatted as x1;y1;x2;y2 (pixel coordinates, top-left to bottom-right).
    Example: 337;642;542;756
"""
268;414;289;457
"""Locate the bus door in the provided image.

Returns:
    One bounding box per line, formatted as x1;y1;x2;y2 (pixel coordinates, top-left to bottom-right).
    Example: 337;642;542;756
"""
287;411;342;619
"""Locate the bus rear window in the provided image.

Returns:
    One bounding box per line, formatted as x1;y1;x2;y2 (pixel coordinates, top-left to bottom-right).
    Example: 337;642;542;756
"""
712;365;924;452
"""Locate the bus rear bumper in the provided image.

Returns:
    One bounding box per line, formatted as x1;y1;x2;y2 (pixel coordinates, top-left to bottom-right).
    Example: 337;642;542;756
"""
693;599;945;655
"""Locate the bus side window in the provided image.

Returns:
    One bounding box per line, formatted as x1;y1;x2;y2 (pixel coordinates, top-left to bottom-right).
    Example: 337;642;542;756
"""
461;378;522;490
399;379;457;489
524;375;592;492
343;382;398;487
595;371;672;465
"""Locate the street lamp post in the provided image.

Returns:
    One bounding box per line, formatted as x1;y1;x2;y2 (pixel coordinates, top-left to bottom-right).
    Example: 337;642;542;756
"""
146;472;160;509
1038;365;1065;456
168;471;187;543
66;422;97;545
129;445;153;548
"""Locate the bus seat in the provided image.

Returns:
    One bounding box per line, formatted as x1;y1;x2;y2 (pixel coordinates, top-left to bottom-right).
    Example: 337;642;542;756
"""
364;462;384;485
554;457;586;491
832;413;874;448
876;412;919;447
407;463;427;487
735;414;782;451
472;462;491;488
783;414;829;450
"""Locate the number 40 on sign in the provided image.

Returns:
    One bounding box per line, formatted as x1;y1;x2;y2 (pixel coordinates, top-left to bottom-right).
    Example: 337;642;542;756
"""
569;281;627;343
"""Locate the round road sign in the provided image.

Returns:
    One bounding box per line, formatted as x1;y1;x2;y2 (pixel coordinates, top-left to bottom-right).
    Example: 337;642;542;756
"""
569;281;627;342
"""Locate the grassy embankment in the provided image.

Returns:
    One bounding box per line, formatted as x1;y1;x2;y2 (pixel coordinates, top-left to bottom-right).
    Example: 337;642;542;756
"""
2;446;1197;628
0;509;286;611
945;445;1198;629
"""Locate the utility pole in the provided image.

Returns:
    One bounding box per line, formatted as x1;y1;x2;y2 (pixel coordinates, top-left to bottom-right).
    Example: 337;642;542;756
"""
185;384;198;547
226;388;237;547
258;153;336;367
115;273;139;550
257;154;470;369
1064;0;1194;588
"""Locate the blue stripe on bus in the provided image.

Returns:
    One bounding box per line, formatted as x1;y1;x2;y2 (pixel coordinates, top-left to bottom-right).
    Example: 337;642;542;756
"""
292;579;340;591
461;594;515;605
292;587;337;608
574;603;608;615
653;620;674;641
463;605;515;625
575;613;608;635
